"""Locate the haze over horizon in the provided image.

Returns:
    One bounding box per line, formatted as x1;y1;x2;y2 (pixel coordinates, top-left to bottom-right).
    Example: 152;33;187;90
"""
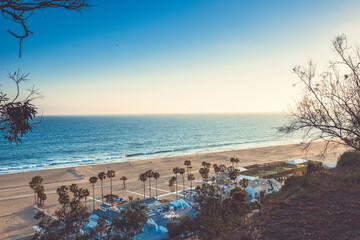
1;0;360;115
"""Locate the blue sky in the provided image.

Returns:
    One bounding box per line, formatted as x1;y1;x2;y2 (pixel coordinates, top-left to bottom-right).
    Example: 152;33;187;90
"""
1;0;360;115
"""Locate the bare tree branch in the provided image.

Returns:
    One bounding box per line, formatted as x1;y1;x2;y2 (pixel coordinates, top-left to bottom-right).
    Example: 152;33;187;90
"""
279;35;360;152
1;0;90;57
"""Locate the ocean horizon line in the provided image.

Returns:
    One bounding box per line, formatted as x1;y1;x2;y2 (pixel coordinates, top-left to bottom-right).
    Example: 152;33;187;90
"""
39;112;285;117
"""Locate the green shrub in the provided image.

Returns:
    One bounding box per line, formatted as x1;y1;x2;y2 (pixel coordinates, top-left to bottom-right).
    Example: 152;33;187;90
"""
306;161;323;175
337;151;360;167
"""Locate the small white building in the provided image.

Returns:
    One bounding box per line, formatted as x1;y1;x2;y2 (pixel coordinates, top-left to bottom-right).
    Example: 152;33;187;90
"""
245;178;281;200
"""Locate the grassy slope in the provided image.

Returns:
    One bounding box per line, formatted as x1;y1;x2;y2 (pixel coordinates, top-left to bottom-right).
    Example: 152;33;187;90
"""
221;165;360;240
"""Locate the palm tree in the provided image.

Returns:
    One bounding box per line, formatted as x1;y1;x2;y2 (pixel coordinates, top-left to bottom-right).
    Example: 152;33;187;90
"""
234;158;240;168
202;161;211;169
179;168;186;196
120;176;128;189
82;188;90;209
219;164;227;189
229;169;240;184
199;167;210;182
213;164;220;186
173;167;180;199
35;185;45;207
169;176;176;192
239;178;250;189
145;170;154;197
106;170;116;204
230;157;236;168
139;173;148;199
184;160;192;177
153;172;160;199
29;176;43;206
89;176;98;211
188;174;195;189
98;172;106;202
38;191;47;207
189;166;193;176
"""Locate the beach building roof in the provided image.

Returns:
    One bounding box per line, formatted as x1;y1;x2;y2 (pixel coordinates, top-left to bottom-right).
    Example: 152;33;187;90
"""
103;194;119;203
249;178;281;191
236;167;248;171
170;199;191;209
286;159;308;165
236;175;258;182
142;197;160;206
323;162;336;168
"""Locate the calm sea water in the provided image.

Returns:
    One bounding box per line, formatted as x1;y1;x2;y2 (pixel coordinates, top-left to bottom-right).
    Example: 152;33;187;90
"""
0;114;303;174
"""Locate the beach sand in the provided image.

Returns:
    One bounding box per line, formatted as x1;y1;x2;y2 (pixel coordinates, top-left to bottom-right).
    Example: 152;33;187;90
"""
0;141;348;239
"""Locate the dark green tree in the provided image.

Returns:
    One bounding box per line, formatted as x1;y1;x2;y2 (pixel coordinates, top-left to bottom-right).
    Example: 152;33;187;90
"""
89;176;98;211
98;172;106;202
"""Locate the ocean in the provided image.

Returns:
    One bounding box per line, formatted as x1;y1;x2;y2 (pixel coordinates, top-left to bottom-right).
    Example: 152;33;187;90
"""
0;114;303;174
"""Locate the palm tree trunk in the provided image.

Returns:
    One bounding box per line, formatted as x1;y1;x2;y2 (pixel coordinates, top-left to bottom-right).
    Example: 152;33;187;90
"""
175;174;178;199
123;180;126;189
156;179;158;199
216;172;218;186
110;178;113;205
143;182;146;199
85;196;87;208
34;192;37;206
101;180;104;202
92;185;95;211
149;178;152;197
182;175;185;197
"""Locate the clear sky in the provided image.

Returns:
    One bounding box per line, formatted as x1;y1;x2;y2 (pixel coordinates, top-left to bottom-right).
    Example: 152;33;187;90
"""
1;0;360;115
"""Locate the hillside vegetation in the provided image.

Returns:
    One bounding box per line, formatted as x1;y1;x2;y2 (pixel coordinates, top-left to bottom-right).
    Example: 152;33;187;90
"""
220;152;360;240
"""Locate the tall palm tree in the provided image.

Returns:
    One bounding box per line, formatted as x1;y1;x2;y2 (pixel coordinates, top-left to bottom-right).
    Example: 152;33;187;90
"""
89;176;98;211
179;168;186;196
173;167;180;199
184;160;192;177
139;173;148;199
98;172;106;202
153;172;160;199
106;170;116;204
199;167;210;182
230;157;236;168
234;158;240;168
145;170;154;197
213;164;220;186
219;164;227;189
120;176;128;189
82;188;90;209
188;174;195;190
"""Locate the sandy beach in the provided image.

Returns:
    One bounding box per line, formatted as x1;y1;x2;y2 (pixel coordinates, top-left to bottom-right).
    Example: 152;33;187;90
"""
0;141;348;239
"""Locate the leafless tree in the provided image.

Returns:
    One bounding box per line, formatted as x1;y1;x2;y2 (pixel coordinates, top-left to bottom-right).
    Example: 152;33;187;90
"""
279;35;360;152
1;0;90;57
0;70;42;144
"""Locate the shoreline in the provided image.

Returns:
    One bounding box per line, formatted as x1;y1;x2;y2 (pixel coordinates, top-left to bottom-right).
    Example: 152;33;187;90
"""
0;141;349;238
0;138;305;175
